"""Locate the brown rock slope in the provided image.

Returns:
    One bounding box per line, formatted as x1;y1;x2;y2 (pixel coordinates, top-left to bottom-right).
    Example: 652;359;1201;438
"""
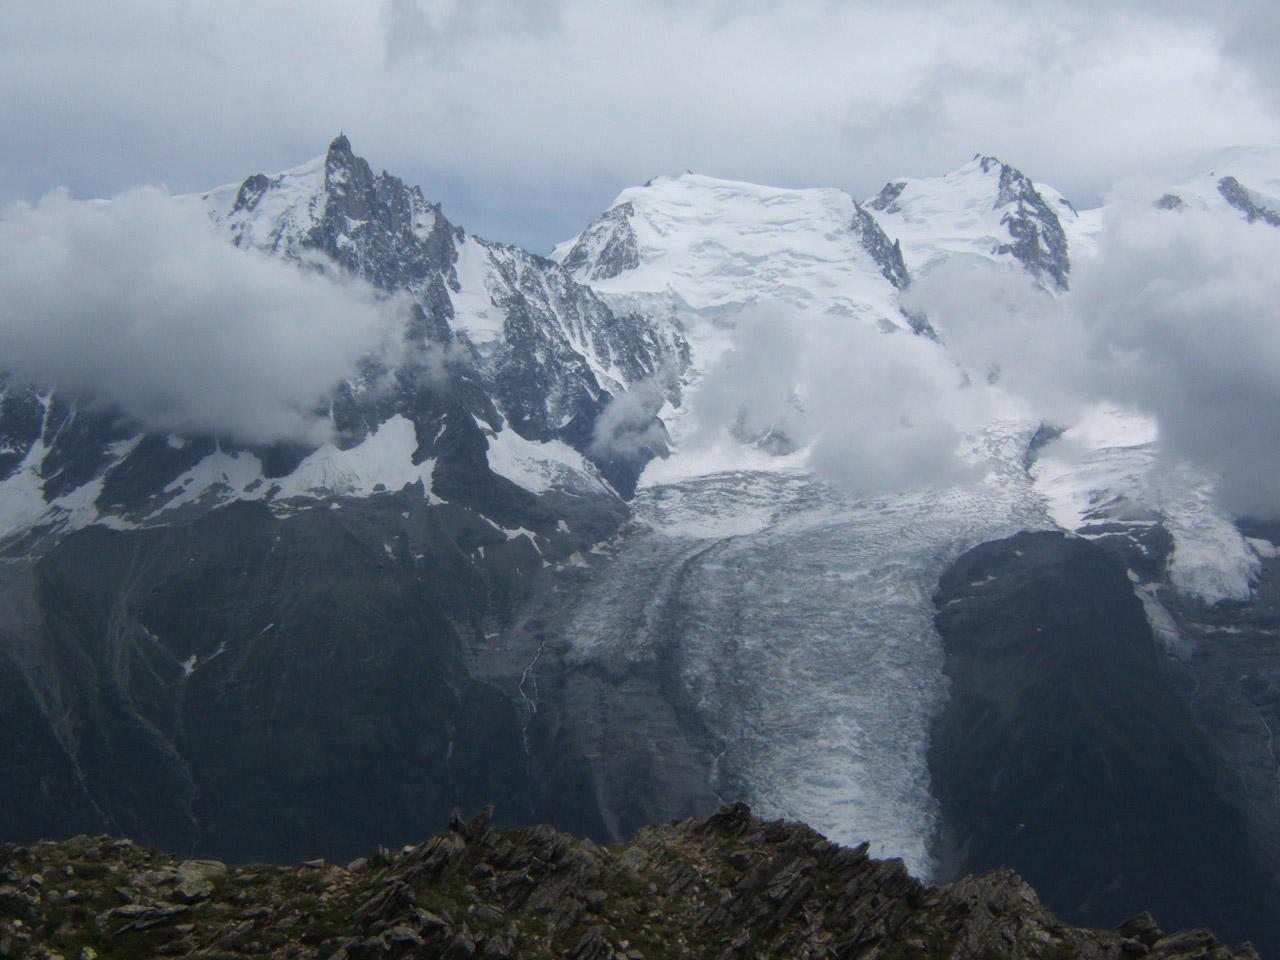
0;803;1257;960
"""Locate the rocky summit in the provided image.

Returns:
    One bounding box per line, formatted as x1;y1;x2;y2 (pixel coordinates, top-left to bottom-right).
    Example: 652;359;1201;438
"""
0;804;1257;960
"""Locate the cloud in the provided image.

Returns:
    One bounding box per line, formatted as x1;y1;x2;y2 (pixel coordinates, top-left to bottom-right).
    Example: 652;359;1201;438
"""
682;304;985;495
0;187;401;445
382;0;565;61
590;375;672;462
801;320;985;494
900;260;1094;426
902;183;1280;515
1070;187;1280;514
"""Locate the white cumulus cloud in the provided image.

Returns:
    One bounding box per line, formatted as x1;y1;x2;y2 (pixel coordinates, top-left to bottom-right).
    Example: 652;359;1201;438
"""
0;186;402;445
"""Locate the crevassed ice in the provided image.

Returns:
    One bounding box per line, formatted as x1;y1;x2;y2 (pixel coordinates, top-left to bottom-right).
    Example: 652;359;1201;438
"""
558;422;1052;880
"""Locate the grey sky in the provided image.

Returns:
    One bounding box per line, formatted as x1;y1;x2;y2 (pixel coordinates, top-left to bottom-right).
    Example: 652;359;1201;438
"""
3;1;1279;253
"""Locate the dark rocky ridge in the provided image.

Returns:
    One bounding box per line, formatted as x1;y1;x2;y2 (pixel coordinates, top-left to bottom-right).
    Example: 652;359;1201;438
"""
1216;176;1280;227
0;804;1258;960
849;202;910;291
980;156;1072;291
866;180;908;214
559;201;641;282
929;531;1279;957
0;484;632;865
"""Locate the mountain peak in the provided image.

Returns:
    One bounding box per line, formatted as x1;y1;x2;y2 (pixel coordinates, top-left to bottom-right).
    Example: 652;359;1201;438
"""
328;132;353;156
323;133;374;195
553;172;908;328
867;155;1074;290
975;153;1007;174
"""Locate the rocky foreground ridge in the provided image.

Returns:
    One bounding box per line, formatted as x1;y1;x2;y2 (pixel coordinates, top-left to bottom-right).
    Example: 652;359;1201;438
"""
0;804;1256;960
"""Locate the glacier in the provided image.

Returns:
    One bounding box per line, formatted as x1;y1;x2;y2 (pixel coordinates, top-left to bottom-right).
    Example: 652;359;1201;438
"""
548;155;1280;879
552;423;1054;879
3;138;1280;901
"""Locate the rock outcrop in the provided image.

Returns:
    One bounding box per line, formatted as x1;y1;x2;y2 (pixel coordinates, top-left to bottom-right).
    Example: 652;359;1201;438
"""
0;804;1258;960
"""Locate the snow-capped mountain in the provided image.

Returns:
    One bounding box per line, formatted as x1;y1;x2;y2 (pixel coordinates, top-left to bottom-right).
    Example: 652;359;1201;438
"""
1;142;1279;952
550;154;1271;606
1151;145;1280;223
0;136;687;556
550;153;1280;949
863;154;1096;289
554;173;916;356
202;135;686;477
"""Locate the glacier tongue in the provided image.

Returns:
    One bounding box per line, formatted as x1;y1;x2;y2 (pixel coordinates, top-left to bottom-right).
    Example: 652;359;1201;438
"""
557;422;1053;879
545;369;1263;876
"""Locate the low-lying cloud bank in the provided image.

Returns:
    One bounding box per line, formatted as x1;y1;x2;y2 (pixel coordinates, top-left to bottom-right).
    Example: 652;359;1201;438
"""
662;183;1280;513
677;304;987;496
1075;188;1280;515
902;186;1280;514
0;187;400;446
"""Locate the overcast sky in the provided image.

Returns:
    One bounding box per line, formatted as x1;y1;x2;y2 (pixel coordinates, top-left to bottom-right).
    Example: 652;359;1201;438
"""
4;1;1280;253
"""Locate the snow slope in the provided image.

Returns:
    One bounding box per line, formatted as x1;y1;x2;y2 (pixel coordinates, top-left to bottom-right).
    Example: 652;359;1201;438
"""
555;174;902;321
1144;146;1280;223
555;154;1276;605
864;155;1099;286
555;174;909;373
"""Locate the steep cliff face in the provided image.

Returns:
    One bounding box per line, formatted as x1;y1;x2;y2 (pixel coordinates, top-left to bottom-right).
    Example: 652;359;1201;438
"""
930;531;1279;956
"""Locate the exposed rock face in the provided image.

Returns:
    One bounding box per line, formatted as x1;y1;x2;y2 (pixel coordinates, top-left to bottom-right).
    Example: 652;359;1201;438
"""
0;805;1258;960
1216;176;1280;226
559;201;641;281
849;202;910;290
981;156;1072;290
930;531;1280;956
866;180;908;214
